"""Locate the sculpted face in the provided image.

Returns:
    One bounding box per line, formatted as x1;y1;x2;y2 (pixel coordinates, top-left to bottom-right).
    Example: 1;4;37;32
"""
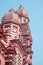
2;23;21;41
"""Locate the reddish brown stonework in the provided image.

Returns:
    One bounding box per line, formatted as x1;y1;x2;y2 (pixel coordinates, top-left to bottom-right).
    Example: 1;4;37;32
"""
0;5;33;65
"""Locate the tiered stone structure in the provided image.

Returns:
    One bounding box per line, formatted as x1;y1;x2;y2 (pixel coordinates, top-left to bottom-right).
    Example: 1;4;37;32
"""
0;5;33;65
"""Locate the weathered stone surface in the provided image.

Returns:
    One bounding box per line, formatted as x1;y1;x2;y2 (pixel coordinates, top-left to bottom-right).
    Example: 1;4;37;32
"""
0;5;33;65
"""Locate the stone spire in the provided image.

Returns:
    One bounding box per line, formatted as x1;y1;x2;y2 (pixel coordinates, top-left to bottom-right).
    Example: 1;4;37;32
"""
16;5;28;17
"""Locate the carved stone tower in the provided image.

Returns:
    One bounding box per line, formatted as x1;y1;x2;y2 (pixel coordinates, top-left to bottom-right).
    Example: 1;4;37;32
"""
0;5;33;65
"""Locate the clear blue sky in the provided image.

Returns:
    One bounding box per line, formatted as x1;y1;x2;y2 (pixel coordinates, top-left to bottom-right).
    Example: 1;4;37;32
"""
0;0;43;65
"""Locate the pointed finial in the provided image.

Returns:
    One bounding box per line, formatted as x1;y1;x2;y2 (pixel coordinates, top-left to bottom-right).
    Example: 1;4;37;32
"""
9;7;15;13
19;4;24;10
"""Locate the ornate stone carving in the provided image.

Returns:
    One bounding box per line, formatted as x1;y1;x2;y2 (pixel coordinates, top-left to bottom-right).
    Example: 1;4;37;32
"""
0;5;33;65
